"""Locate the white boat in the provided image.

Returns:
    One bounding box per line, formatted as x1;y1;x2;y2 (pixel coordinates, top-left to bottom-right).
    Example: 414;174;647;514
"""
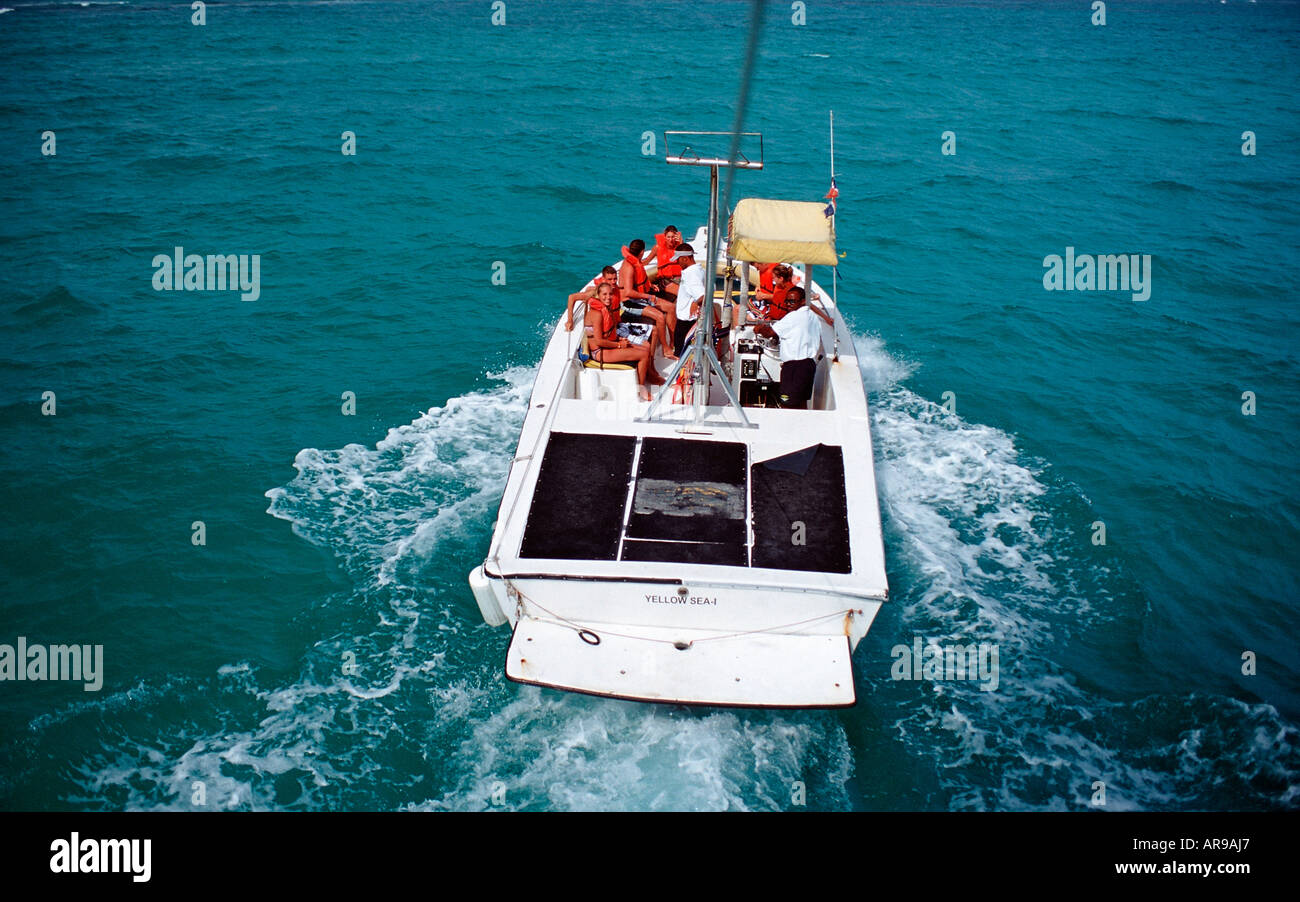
468;131;888;707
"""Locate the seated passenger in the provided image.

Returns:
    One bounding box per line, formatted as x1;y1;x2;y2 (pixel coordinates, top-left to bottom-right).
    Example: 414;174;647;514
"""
568;264;664;359
753;264;800;321
620;239;676;359
739;262;778;321
565;265;621;332
752;287;833;409
575;282;663;400
644;226;683;300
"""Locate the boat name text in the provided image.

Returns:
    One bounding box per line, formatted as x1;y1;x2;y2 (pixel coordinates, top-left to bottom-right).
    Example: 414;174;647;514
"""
645;594;717;606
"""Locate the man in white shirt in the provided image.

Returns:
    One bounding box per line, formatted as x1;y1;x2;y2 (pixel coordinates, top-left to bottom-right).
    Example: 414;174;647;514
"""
671;244;713;357
753;287;833;409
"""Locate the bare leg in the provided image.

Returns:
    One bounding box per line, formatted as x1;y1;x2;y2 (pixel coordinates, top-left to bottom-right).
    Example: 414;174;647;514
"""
652;299;677;356
640;345;664;385
661;294;677;322
657;298;677;332
656;316;673;357
645;323;661;359
594;346;648;369
643;306;672;357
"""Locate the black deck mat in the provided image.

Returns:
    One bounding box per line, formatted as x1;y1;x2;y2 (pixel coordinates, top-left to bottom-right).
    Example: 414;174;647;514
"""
635;437;747;482
625;438;747;548
518;432;636;561
750;444;852;573
621;539;748;567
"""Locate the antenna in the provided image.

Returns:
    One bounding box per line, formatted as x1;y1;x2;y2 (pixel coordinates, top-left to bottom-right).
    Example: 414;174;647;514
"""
829;110;839;362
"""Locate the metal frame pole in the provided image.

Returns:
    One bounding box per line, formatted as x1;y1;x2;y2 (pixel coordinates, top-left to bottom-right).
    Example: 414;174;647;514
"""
693;164;720;427
637;131;761;429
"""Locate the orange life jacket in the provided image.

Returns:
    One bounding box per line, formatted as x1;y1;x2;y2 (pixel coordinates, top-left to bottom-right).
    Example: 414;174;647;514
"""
758;263;778;293
589;296;618;340
621;247;649;293
654;234;681;278
590;276;622;304
768;283;798;320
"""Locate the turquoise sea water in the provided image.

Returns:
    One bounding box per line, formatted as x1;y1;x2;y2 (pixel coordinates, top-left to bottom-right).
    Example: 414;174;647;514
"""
1;0;1296;810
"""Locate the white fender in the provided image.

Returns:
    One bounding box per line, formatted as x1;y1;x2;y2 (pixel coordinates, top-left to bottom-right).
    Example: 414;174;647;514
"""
468;565;507;626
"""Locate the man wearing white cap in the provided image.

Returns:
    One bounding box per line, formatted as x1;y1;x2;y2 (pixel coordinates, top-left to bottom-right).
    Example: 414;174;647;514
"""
672;244;712;358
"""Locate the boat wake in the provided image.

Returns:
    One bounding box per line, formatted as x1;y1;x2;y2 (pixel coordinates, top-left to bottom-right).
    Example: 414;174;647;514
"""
854;333;1298;810
44;340;1297;810
408;689;854;811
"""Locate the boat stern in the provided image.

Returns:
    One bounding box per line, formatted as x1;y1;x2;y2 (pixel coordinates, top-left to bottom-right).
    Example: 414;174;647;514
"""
505;616;858;708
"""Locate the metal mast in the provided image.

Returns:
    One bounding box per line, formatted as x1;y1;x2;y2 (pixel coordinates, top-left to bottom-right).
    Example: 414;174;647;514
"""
638;132;763;430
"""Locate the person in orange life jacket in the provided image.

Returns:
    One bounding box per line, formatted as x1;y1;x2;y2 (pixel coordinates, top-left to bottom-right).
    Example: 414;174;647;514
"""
643;226;683;301
569;281;662;400
566;263;663;360
565;265;621;332
619;238;677;360
752;264;801;321
739;262;779;322
752;287;833;409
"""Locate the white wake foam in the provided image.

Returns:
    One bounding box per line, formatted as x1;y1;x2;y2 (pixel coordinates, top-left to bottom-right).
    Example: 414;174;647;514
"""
854;332;1297;810
55;338;1297;811
407;687;853;812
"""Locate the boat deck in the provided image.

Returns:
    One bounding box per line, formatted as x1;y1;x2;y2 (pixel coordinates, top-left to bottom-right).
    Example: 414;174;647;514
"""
520;432;851;572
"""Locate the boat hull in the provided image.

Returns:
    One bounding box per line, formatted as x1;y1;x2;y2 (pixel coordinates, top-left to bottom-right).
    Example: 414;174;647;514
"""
470;248;889;708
